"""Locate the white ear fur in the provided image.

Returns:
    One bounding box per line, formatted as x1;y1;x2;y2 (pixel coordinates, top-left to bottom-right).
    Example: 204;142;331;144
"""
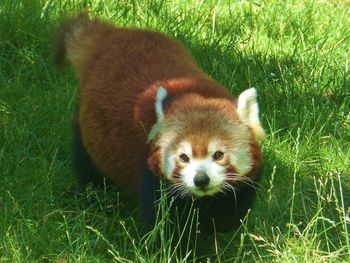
148;86;168;142
237;88;265;140
155;86;168;121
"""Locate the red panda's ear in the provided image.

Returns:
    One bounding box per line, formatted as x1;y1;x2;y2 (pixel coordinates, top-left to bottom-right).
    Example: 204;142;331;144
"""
148;86;172;142
161;92;173;113
237;88;266;141
155;86;172;121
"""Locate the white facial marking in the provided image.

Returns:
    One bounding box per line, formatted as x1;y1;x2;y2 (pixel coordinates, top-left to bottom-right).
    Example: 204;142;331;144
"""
148;86;168;142
182;158;226;196
162;141;192;180
208;140;222;156
230;147;252;175
162;140;226;196
178;140;226;196
163;150;176;180
237;87;265;140
181;142;193;158
209;139;252;176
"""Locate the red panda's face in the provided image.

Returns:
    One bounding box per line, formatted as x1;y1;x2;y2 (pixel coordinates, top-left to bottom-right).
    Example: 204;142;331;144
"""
148;87;264;198
166;139;245;197
149;89;263;196
158;123;255;197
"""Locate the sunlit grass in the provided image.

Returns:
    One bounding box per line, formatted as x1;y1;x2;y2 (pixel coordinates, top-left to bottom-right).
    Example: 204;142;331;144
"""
0;0;349;262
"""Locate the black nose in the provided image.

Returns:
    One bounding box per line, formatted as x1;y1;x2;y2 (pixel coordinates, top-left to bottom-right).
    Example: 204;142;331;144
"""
193;171;210;188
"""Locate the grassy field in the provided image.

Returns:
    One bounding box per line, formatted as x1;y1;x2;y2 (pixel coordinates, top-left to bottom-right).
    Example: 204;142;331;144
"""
1;0;349;262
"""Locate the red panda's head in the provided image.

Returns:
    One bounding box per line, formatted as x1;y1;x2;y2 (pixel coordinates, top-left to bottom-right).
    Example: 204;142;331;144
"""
148;87;264;198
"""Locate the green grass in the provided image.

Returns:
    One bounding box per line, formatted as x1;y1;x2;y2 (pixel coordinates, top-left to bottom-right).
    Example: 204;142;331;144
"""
1;0;349;262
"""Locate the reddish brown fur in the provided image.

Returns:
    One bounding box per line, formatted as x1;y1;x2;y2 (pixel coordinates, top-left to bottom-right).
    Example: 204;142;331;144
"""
248;136;263;180
55;14;262;193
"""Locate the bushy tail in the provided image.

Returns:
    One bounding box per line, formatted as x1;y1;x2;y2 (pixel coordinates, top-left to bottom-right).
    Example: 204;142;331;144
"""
52;11;95;69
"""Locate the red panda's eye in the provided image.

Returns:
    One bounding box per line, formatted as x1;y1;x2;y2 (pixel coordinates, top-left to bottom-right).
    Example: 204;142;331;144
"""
213;151;224;161
179;153;190;163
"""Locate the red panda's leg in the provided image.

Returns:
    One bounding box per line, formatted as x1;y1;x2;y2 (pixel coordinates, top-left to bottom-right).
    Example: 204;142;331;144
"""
72;118;103;189
139;165;160;230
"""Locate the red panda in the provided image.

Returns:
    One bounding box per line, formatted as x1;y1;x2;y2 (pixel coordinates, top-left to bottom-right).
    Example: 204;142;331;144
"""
53;13;265;235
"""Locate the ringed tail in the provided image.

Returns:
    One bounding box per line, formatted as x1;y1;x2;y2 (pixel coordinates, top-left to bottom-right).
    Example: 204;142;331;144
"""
52;12;100;70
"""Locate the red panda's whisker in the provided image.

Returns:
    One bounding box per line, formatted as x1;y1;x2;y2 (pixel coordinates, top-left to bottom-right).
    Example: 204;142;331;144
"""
154;195;167;204
220;184;231;196
223;182;238;204
166;187;177;197
167;183;183;195
225;178;260;190
237;175;262;187
171;179;193;199
224;172;240;177
223;182;238;192
225;176;257;185
179;188;188;198
179;187;191;199
165;183;188;200
221;182;231;191
159;185;175;192
224;174;260;189
160;180;182;189
225;174;260;185
154;183;185;204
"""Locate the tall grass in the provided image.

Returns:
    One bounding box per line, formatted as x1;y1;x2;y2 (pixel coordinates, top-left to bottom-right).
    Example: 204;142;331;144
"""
0;0;349;262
